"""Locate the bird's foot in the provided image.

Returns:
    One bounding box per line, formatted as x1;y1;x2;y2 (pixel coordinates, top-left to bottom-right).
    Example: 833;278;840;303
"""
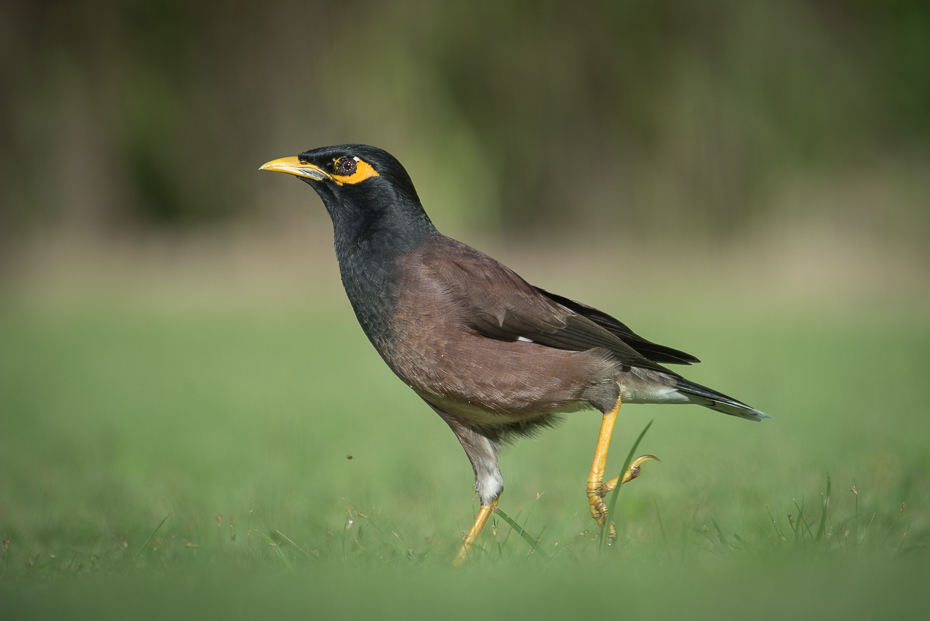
586;454;659;541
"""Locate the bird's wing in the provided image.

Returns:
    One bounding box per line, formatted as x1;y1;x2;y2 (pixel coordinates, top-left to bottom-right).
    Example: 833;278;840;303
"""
533;288;700;365
424;239;678;375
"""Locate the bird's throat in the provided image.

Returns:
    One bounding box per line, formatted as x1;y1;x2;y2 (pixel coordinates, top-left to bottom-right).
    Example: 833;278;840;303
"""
328;198;437;352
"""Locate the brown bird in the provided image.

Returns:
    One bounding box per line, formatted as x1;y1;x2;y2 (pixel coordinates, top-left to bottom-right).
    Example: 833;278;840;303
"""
261;145;770;564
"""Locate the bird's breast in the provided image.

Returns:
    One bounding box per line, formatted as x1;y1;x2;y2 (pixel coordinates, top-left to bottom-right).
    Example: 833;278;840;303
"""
334;243;404;352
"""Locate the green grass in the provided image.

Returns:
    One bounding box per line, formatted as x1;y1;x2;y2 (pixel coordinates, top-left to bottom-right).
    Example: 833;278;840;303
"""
1;293;928;618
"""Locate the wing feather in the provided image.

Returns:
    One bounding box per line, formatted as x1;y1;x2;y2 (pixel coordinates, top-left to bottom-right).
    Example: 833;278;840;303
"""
424;238;685;376
534;288;700;365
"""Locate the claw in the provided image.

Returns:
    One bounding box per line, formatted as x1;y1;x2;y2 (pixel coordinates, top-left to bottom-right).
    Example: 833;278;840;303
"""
587;496;617;540
602;454;660;493
589;454;659;542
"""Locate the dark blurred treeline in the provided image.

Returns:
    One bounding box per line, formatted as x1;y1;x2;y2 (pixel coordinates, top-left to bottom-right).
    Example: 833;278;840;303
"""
1;0;928;243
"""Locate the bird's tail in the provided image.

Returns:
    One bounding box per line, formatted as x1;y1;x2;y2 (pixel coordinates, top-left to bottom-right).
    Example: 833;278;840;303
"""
675;378;771;422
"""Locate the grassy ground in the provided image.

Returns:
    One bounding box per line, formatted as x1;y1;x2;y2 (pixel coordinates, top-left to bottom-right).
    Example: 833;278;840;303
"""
1;274;928;618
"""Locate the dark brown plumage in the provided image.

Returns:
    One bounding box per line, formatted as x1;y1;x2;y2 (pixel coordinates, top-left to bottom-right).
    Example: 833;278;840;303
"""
260;144;769;563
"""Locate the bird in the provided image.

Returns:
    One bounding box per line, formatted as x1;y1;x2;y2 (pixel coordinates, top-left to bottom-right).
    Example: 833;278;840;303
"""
260;144;770;564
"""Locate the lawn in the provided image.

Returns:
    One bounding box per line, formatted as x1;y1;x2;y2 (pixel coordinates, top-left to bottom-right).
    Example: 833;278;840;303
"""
1;281;928;618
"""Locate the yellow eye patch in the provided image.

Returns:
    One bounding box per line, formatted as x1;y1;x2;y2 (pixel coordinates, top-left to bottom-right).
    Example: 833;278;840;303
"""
332;157;380;186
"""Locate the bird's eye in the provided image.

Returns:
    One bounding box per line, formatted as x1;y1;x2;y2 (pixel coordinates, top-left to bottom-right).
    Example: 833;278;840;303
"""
336;158;357;176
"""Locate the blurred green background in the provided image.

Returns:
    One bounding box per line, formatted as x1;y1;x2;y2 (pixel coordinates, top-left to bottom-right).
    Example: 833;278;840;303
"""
1;1;929;618
2;0;929;241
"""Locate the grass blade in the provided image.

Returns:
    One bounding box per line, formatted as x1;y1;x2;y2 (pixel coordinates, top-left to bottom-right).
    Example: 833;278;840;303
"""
275;529;316;560
494;508;550;560
791;498;803;540
600;419;654;551
815;473;831;542
257;531;293;568
654;499;671;561
764;503;786;542
132;513;171;565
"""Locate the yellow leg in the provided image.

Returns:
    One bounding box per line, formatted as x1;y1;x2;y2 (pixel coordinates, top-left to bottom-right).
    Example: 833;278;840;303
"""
586;398;621;527
452;498;498;566
586;395;657;539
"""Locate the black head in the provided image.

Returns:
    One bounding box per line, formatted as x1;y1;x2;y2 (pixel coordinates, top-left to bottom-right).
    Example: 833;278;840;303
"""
261;144;435;251
262;144;419;206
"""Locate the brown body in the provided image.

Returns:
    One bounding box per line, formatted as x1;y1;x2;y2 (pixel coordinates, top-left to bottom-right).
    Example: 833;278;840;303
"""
388;238;618;428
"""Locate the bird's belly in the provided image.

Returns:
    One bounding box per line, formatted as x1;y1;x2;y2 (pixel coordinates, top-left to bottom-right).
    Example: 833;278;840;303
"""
385;330;612;420
416;390;590;429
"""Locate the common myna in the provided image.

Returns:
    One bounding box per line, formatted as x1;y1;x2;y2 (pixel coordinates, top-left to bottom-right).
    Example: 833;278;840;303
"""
261;144;770;564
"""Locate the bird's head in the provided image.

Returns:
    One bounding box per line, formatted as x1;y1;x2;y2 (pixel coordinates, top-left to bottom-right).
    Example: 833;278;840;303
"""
261;144;434;249
261;144;420;207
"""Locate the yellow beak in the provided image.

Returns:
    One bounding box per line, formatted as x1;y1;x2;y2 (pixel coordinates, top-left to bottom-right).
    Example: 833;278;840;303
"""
259;156;331;181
